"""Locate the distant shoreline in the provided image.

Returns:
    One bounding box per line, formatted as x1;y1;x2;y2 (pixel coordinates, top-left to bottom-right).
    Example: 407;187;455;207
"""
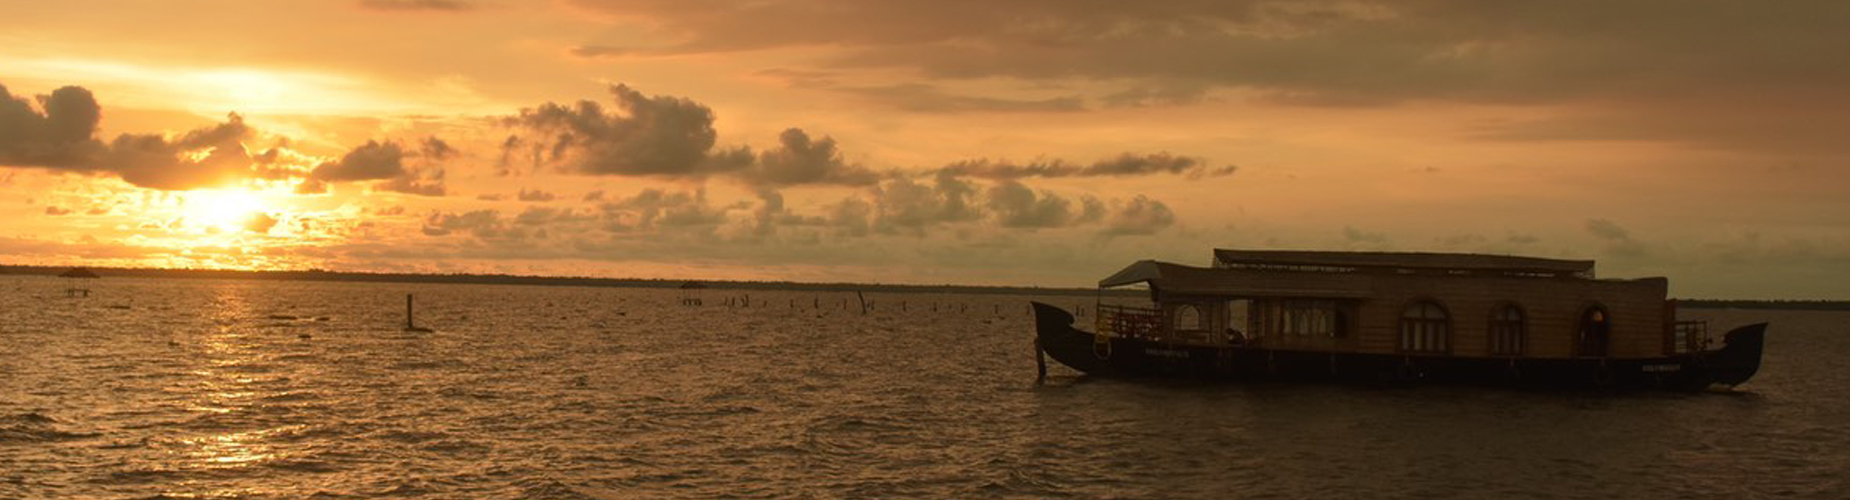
4;265;1843;306
0;264;1117;296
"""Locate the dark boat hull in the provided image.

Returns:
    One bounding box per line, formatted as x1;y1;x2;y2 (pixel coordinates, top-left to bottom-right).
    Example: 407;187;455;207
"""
1032;302;1766;391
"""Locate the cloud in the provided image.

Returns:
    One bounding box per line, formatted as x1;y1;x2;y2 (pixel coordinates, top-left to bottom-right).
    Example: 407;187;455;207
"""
569;45;632;58
1102;195;1176;236
44;205;73;216
747;128;879;186
1341;225;1389;246
1584;218;1630;241
985;180;1080;229
104;114;259;190
568;1;1850;152
838;84;1084;113
311;140;406;182
829;196;873;237
4;82;323;191
599;188;734;230
245;213;280;234
422;209;505;238
935;152;1232;180
0;84;100;169
376;167;447;196
309;139;448;196
357;0;475;11
420;137;458;160
505;84;744;178
868;174;981;234
518;188;556;202
1101;83;1213;108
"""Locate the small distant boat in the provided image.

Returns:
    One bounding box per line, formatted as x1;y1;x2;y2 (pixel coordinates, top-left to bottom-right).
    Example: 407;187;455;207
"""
59;267;101;297
58;267;101;279
1032;249;1766;391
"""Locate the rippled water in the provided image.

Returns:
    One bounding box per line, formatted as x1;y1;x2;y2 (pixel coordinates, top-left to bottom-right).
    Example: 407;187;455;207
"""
2;276;1845;499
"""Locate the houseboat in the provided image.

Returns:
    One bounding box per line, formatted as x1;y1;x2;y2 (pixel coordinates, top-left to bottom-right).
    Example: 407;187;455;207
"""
1031;249;1766;390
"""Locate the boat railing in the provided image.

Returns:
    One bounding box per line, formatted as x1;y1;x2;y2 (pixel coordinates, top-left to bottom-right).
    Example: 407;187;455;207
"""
1095;304;1163;340
1671;320;1710;354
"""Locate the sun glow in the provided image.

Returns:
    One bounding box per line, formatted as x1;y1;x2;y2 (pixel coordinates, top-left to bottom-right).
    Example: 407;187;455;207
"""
181;189;271;233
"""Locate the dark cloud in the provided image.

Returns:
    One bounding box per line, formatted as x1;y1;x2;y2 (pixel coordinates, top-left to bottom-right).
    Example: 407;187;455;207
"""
571;1;1850;151
376;167;447;196
105;114;257;190
420;137;458;160
935;153;1232;180
422;209;503;238
748;128;879;186
44;206;73;216
1102;195;1176;236
582;190;605;201
4;82;319;191
869;174;981;234
311;140;406;182
985;180;1079;229
310;139;449;196
737;188;826;240
0;84;100;168
506;84;743;178
518;188;556;202
357;0;475;11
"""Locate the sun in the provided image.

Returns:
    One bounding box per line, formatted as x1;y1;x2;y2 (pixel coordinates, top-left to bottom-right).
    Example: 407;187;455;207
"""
181;189;270;233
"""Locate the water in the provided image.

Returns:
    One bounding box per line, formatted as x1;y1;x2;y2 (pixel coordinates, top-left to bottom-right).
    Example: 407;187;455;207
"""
2;276;1845;499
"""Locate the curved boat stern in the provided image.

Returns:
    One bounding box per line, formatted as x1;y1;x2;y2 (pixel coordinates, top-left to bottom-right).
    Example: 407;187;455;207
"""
1030;302;1110;375
1708;322;1768;387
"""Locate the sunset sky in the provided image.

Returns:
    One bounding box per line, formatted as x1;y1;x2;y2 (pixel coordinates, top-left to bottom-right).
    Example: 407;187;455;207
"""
3;0;1848;297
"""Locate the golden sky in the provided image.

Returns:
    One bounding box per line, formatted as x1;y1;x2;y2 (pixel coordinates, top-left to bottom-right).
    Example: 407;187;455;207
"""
3;0;1848;297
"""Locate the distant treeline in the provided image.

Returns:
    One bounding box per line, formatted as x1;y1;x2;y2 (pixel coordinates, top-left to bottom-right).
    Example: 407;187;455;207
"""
1677;299;1850;311
0;264;1136;297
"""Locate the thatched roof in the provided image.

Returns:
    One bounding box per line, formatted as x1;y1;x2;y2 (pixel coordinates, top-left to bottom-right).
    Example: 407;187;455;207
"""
59;267;101;279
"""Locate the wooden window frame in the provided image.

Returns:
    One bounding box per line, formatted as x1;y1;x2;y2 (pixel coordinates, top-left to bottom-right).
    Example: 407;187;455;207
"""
1398;299;1451;354
1488;303;1525;356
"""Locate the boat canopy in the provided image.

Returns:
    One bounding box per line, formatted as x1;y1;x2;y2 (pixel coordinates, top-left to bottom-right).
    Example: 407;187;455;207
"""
1098;260;1370;298
1213;249;1594;277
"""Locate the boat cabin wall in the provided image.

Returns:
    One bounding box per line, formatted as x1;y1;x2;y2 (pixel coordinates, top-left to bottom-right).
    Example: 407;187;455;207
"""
1343;274;1669;359
1156;296;1363;351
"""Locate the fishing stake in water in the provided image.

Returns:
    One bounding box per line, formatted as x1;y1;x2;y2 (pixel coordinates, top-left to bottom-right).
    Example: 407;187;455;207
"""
404;294;434;333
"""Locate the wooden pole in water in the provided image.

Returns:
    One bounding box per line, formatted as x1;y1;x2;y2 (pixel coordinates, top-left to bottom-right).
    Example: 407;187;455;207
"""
406;294;414;330
856;291;868;315
1035;339;1047;383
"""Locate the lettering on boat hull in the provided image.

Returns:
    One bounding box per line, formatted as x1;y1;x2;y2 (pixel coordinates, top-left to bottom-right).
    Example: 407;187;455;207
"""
1143;348;1191;359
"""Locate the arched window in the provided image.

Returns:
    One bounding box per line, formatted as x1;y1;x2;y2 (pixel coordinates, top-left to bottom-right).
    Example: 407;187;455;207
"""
1577;306;1611;357
1489;304;1525;355
1399;301;1450;353
1174;304;1202;331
